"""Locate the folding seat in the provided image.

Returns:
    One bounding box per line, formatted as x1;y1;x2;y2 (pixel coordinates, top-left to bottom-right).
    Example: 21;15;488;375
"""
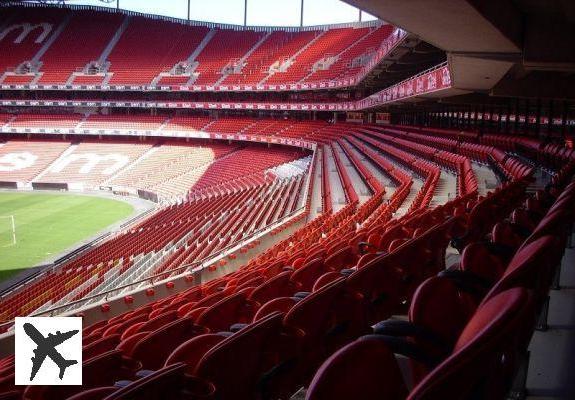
356;252;378;269
346;250;405;326
117;331;150;355
407;287;535;399
373;276;479;384
265;278;351;399
482;235;558;312
164;333;229;375
453;242;509;288
306;287;534;400
127;309;178;337
129;317;208;370
291;257;305;270
102;363;189;400
0;374;17;398
24;350;141;400
323;246;355;271
102;314;149;337
83;334;121;361
235;270;264;286
262;260;286;278
248;271;296;306
303;248;326;265
195;289;257;331
312;271;344;291
305;331;409;400
290;258;330;292
491;221;527;252
83;332;104;346
252;296;300;322
510;208;539;232
325;239;348;256
83;319;109;336
521;200;574;254
232;275;264;292
200;284;234;304
169;312;284;400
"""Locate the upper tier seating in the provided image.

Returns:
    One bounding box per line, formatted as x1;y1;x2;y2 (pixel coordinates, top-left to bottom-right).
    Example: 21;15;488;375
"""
107;18;209;85
192;29;264;86
0;8;65;82
266;27;370;85
8;113;82;129
164;116;212;131
0;7;394;88
303;24;394;83
38;11;123;84
220;30;319;85
81;114;166;131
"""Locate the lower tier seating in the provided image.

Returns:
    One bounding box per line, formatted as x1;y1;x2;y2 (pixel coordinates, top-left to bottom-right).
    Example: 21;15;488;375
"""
0;119;573;400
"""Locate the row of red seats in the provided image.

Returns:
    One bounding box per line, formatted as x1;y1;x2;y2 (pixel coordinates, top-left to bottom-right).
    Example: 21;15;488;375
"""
2;7;390;88
320;147;333;214
387;124;574;172
0;125;572;396
0;191;480;399
0;144;304;323
307;167;574;400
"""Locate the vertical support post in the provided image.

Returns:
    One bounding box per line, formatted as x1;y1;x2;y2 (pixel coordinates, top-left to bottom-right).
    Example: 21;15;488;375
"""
548;99;554;138
188;0;191;21
506;102;511;134
117;0;120;10
480;105;485;135
474;105;479;131
300;0;304;27
359;9;362;22
244;0;248;26
514;98;520;134
536;98;542;138
561;100;567;139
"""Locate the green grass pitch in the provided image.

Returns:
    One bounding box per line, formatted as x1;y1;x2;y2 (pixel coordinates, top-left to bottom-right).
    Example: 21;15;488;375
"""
0;192;134;282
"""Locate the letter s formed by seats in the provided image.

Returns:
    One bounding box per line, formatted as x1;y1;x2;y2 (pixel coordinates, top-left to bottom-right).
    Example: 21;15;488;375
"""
0;152;37;172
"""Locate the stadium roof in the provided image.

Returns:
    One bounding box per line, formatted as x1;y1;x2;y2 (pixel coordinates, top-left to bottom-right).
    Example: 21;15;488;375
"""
2;0;379;27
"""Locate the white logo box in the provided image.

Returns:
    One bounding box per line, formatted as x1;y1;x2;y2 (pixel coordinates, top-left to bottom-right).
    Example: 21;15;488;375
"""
14;317;82;386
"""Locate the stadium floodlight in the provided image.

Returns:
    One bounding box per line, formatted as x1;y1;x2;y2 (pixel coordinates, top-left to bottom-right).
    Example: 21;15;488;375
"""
0;215;16;247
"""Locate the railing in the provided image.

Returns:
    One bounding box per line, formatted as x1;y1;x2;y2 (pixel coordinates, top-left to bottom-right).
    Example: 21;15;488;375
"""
0;200;156;299
356;61;451;110
0;197;307;331
0;125;317;150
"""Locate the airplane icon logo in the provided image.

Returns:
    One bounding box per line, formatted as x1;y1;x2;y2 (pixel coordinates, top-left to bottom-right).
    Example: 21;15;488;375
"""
23;322;78;381
15;317;82;386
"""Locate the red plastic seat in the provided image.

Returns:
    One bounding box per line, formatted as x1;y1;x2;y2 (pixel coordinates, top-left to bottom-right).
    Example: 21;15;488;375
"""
130;317;207;370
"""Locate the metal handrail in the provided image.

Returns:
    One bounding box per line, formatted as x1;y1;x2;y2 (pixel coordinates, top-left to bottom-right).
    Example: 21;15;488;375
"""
0;199;155;299
0;201;307;329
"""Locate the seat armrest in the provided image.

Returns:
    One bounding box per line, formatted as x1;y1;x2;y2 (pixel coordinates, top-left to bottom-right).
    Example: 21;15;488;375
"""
114;379;134;388
134;369;155;379
183;374;216;398
359;334;440;368
482;241;514;259
373;320;449;356
438;268;491;298
229;323;248;333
